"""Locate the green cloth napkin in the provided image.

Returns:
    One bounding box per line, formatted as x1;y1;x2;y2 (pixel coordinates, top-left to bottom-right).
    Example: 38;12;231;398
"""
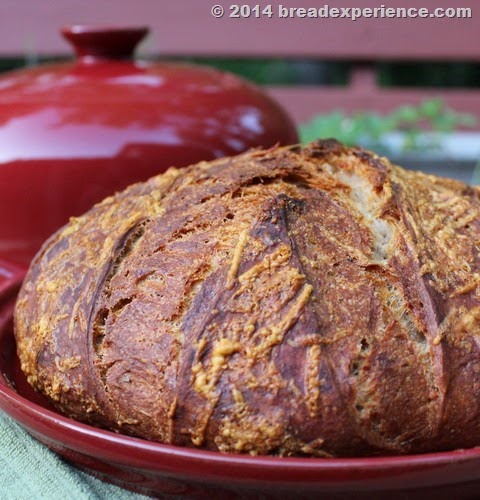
0;411;152;500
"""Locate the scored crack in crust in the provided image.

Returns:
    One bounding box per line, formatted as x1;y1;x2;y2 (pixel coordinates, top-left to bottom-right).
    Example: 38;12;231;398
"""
14;139;480;457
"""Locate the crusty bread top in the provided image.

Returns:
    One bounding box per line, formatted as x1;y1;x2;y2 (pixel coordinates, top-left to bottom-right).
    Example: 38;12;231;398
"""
14;140;480;456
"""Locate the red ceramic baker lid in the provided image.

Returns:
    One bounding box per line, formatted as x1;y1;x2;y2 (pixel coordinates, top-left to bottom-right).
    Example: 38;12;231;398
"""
0;25;298;264
0;25;298;163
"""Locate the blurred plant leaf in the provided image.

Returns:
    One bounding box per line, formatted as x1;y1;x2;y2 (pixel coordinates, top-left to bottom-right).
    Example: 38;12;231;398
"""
299;99;477;154
418;98;443;119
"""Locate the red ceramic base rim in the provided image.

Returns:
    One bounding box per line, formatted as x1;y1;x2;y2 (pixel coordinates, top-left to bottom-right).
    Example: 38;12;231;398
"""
2;270;480;495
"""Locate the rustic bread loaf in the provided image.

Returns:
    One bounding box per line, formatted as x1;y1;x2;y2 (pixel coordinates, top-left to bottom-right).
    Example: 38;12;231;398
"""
14;140;480;457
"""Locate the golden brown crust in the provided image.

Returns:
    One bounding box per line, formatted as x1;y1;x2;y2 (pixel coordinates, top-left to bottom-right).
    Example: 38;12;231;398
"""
14;140;480;456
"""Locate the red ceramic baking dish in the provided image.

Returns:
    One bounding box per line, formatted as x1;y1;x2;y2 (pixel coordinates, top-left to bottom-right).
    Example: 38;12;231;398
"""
2;262;480;499
0;25;298;266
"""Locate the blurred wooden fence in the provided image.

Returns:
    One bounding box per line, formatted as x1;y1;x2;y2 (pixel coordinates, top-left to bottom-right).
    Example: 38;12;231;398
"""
0;0;478;124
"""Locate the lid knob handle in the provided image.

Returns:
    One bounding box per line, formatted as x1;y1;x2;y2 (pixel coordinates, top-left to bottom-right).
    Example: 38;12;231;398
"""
61;25;149;61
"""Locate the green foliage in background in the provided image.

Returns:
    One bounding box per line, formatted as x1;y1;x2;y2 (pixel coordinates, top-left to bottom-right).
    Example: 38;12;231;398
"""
378;61;480;88
175;57;349;85
1;56;479;89
299;98;476;154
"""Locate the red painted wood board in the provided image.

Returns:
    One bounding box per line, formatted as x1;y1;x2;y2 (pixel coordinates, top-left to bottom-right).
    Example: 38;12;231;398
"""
0;0;477;60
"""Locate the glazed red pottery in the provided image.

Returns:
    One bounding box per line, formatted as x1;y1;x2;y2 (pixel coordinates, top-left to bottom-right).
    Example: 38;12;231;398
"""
0;25;298;265
2;269;480;499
